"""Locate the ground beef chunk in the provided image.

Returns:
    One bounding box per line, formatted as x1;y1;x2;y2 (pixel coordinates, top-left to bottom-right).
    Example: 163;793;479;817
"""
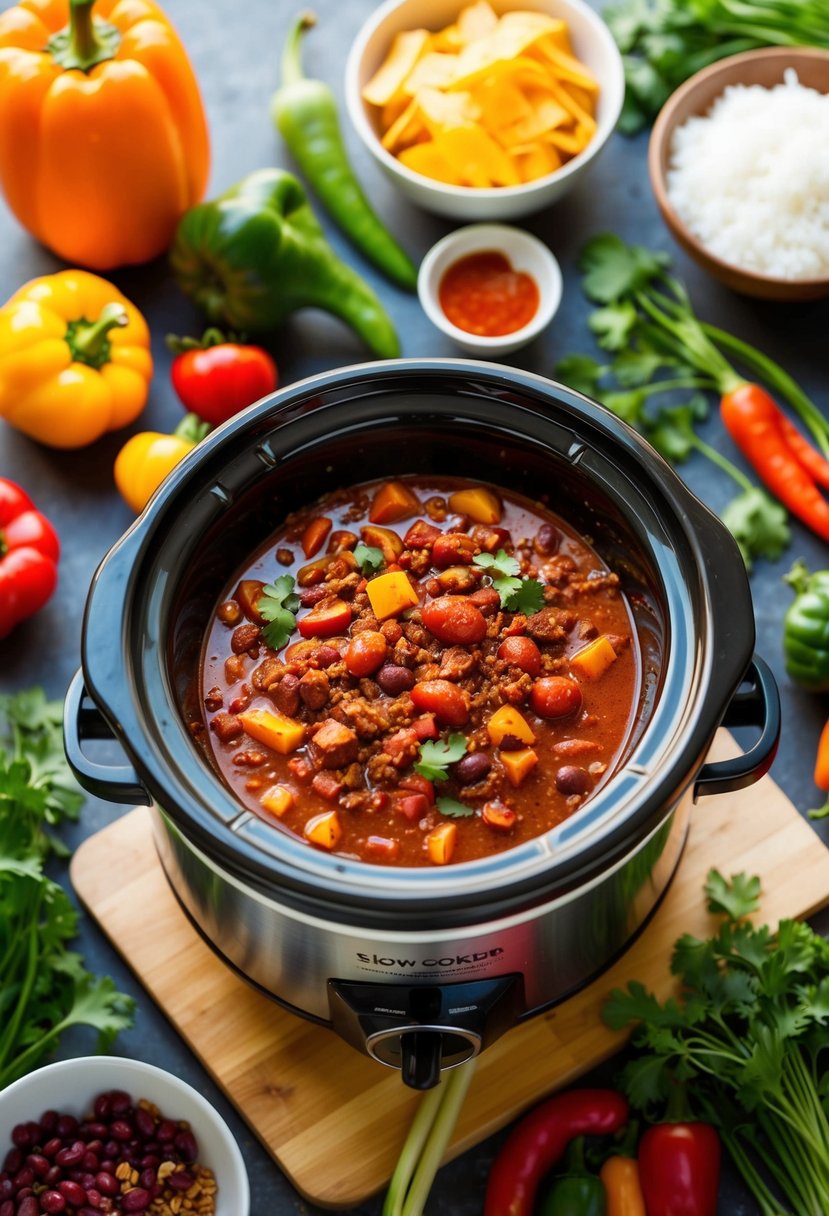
468;587;501;615
338;698;389;739
439;646;477;682
525;608;576;644
299;668;330;710
252;657;286;693
311;719;359;768
231;623;261;655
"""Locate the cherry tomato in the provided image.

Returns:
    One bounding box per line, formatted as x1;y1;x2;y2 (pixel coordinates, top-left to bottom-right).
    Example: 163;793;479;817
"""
498;635;542;676
410;680;470;727
422;596;487;645
345;630;388;676
170;341;278;425
530;676;583;719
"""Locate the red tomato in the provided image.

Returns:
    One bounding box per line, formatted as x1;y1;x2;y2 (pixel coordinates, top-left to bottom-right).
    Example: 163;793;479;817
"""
410;680;470;728
298;599;352;638
530;676;582;719
497;635;542;676
345;630;388;676
171;342;278;425
422;597;487;645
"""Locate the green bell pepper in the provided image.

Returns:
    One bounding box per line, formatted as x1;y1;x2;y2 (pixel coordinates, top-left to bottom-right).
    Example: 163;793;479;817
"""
539;1137;607;1216
783;560;829;691
169;168;400;358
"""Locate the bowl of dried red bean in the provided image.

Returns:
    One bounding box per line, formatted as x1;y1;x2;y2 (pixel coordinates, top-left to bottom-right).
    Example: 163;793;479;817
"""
0;1056;249;1216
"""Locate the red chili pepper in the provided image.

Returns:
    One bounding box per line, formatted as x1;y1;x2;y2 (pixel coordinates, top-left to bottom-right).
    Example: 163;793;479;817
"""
484;1088;629;1216
168;329;278;426
637;1122;720;1216
0;478;60;639
721;383;829;541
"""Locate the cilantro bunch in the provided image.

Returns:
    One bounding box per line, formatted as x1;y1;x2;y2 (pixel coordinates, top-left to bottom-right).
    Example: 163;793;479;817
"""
604;870;829;1216
606;0;829;134
553;234;829;569
258;575;300;650
0;689;134;1088
473;550;545;614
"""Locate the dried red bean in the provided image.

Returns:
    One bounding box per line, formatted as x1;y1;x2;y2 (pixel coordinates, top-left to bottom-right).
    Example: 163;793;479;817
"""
13;1166;34;1189
55;1141;85;1168
10;1127;31;1150
138;1168;157;1191
167;1169;195;1191
93;1095;111;1122
58;1180;86;1206
81;1150;99;1171
83;1123;107;1141
42;1139;62;1160
155;1121;176;1144
55;1116;78;1139
174;1130;197;1163
85;1188;102;1208
0;1200;11;1216
0;1181;11;1200
103;1140;120;1158
16;1197;37;1216
3;1150;21;1174
39;1112;58;1136
26;1154;48;1178
110;1090;131;1115
134;1108;155;1141
109;1120;133;1142
40;1193;66;1214
121;1187;152;1212
96;1170;119;1197
44;1167;61;1186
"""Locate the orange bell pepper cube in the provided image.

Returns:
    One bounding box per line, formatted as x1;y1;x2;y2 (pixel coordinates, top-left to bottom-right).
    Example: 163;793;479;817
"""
369;480;422;524
487;705;536;747
570;635;618;680
427;821;457;865
301;516;332;558
260;785;295;818
447;486;502;524
239;708;306;754
305;809;342;850
501;747;539;787
366;570;419;620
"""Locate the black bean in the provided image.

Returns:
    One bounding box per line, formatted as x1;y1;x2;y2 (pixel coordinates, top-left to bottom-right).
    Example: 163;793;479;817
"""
454;753;492;785
376;665;415;695
555;765;591;795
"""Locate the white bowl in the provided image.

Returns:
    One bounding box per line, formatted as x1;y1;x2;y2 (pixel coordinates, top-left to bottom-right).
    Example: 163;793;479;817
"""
0;1056;249;1216
418;223;562;354
345;0;625;220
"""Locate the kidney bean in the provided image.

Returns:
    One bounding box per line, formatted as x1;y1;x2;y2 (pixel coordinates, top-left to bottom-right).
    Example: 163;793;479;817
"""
345;630;388;677
454;752;491;785
40;1192;67;1213
121;1189;152;1212
376;664;415;695
44;1167;61;1186
299;584;328;607
167;1169;195;1191
85;1189;102;1209
0;1200;11;1216
26;1154;49;1178
155;1121;176;1144
272;673;300;717
103;1140;120;1158
422;597;486;645
17;1198;38;1216
411;680;469;728
13;1166;34;1189
497;635;542;676
42;1139;62;1160
555;765;591;795
55;1117;78;1140
58;1180;87;1206
10;1127;32;1150
431;532;476;568
83;1125;107;1143
174;1130;198;1163
138;1168;157;1191
467;587;501;615
93;1095;111;1122
81;1150;100;1171
0;1183;10;1202
530;676;583;719
534;523;561;555
109;1120;133;1142
39;1112;58;1135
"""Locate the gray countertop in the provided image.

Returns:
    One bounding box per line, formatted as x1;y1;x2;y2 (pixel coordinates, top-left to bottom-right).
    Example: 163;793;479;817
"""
1;1;827;1212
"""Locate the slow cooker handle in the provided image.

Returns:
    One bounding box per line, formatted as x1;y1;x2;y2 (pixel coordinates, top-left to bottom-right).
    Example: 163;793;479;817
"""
693;655;780;799
63;669;151;806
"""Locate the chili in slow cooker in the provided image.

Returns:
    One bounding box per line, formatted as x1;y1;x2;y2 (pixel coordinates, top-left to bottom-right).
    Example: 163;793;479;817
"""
196;476;640;867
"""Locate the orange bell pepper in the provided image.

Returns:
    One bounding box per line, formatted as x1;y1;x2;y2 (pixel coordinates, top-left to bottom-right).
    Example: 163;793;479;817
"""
0;0;209;269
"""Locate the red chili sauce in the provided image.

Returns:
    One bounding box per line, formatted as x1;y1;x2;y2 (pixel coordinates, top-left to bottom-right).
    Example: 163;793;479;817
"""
438;251;539;337
196;477;641;869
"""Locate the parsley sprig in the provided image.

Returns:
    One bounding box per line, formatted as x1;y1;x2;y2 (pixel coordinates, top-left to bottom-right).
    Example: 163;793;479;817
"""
604;869;829;1215
0;690;135;1087
258;575;300;651
436;797;474;818
473;550;545;613
414;734;467;783
554;234;798;570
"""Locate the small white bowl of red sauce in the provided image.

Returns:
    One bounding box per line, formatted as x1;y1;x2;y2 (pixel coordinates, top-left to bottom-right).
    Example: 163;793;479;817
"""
417;223;563;355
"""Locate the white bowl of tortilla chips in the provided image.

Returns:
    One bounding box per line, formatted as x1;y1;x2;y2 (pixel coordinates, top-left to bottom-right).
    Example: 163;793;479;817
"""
345;0;624;219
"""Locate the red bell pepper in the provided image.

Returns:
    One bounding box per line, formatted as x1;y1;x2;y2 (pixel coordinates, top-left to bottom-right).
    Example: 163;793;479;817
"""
638;1122;720;1216
0;479;60;639
484;1088;629;1216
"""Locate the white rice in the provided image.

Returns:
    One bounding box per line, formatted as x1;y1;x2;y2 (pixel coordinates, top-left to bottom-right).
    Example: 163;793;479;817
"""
665;70;829;280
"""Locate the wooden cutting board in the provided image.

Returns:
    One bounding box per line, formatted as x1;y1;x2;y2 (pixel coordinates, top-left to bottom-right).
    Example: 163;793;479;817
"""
71;732;829;1210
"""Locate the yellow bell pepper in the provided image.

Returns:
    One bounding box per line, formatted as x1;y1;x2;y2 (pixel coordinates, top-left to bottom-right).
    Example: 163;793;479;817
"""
114;413;209;514
0;269;152;448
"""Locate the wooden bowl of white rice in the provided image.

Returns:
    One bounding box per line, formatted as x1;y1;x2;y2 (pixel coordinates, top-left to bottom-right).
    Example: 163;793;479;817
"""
648;47;829;301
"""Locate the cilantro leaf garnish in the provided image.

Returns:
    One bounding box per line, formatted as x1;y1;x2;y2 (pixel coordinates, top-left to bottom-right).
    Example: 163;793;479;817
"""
721;488;789;572
436;797;475;819
504;578;545;615
474;549;544;612
258;575;300;651
354;542;384;574
414;734;467;783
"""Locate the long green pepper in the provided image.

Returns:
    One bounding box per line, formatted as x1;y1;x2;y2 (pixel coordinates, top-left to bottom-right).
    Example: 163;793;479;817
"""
272;12;418;292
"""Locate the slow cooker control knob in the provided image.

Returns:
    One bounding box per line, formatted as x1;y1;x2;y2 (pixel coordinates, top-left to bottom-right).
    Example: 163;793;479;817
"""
400;1030;444;1091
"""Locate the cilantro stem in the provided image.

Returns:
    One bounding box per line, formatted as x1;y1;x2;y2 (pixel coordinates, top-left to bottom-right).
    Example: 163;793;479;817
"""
0;886;43;1071
688;434;755;492
718;1125;786;1216
635;289;741;391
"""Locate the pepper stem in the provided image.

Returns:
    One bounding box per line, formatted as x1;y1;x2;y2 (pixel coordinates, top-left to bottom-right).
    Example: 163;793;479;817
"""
174;413;212;445
66;303;128;370
281;11;316;87
46;0;121;72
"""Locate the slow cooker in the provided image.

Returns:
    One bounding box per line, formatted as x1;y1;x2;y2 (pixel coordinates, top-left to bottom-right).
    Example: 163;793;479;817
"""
65;360;779;1090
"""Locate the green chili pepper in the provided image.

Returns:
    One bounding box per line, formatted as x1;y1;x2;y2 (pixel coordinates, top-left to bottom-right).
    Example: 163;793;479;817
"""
169;168;400;358
271;12;418;292
782;560;829;691
540;1138;607;1216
